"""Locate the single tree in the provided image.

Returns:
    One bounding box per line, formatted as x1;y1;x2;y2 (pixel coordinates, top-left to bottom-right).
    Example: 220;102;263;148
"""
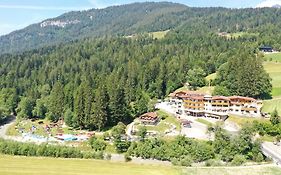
137;125;147;141
270;109;280;125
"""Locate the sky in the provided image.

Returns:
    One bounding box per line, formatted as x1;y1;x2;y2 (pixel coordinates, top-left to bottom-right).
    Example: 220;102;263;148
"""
0;0;277;36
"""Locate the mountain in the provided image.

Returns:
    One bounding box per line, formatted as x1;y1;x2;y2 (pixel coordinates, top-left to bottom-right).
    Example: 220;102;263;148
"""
0;2;188;54
256;0;281;8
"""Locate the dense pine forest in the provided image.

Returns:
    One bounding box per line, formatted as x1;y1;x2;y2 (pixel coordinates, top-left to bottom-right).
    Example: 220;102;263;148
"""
0;2;280;129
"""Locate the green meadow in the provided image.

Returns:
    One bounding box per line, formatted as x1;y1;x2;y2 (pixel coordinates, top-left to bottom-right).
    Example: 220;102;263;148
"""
1;155;280;175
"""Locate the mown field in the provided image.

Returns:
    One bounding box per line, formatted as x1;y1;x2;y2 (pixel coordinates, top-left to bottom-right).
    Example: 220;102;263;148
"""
181;166;281;175
150;30;169;39
263;62;281;97
0;155;179;175
264;52;281;63
1;155;280;175
262;54;281;114
263;98;281;115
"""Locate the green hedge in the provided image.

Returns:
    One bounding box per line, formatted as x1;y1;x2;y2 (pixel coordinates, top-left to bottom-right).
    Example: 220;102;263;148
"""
0;139;103;159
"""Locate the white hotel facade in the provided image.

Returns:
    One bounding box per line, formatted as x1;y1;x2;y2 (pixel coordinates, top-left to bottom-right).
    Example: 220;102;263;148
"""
168;90;263;120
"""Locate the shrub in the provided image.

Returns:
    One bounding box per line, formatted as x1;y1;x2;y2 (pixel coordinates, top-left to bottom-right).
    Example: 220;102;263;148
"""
255;153;264;163
205;159;222;167
124;153;132;162
88;137;106;151
231;155;246;166
171;158;180;166
179;155;193;167
114;140;131;153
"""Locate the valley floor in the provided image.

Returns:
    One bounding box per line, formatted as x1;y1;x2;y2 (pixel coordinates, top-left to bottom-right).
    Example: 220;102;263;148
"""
0;155;280;175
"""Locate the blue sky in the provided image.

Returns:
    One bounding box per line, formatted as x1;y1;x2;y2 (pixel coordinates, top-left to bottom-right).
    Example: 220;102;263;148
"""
0;0;267;36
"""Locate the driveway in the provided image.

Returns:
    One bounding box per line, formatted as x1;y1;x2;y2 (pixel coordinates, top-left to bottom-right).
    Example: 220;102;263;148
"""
0;116;16;139
262;142;281;165
156;102;212;140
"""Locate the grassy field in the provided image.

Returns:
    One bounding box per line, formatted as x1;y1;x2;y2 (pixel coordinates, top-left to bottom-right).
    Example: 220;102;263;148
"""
206;73;217;82
0;155;180;175
126;30;169;40
1;155;280;175
262;98;281;115
196;118;213;126
262;61;281;114
219;32;258;39
175;86;214;95
156;110;181;130
263;62;281;97
264;52;281;62
150;30;169;39
181;166;281;175
227;115;269;126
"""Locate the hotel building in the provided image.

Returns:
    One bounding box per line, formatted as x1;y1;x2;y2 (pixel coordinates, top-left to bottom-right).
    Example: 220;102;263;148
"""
168;90;263;120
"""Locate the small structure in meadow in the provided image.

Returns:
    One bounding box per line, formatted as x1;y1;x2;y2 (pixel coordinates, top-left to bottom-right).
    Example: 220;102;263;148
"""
259;46;273;52
139;112;160;125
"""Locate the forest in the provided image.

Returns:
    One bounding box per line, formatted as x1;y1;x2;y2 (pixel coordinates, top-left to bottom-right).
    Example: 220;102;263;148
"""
1;3;281;130
1;2;281;53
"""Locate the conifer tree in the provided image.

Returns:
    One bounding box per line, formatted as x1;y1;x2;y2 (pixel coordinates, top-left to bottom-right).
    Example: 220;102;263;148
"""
73;79;93;129
109;85;130;126
47;82;64;122
91;84;110;130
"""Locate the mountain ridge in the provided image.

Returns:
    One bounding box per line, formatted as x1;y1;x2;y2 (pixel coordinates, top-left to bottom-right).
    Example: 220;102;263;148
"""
0;2;188;54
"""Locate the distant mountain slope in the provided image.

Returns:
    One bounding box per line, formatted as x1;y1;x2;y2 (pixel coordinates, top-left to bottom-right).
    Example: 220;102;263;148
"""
0;2;188;54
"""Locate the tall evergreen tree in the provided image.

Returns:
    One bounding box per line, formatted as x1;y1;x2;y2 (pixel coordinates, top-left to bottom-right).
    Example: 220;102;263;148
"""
73;79;93;129
109;85;131;126
47;82;64;122
16;97;35;119
91;84;110;130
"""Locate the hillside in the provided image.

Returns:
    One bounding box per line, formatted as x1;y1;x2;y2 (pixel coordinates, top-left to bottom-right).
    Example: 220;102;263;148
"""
0;2;188;54
2;2;281;54
2;3;281;129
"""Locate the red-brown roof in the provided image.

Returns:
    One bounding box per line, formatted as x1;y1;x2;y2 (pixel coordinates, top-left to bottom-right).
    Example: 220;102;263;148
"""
212;96;230;101
190;96;204;100
168;92;176;97
139;112;158;121
229;96;256;102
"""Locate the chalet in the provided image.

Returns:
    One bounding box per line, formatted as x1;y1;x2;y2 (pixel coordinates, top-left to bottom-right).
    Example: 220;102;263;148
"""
139;112;160;125
259;46;273;52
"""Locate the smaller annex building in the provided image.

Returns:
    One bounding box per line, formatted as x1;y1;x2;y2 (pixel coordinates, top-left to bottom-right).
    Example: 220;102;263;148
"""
168;90;263;120
139;112;160;125
259;46;273;52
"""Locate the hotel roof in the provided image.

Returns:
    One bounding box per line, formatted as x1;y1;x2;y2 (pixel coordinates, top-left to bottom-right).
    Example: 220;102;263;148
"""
229;96;256;102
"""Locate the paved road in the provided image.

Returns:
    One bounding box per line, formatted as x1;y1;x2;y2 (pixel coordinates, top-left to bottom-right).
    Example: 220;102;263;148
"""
261;142;281;166
156;102;213;140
